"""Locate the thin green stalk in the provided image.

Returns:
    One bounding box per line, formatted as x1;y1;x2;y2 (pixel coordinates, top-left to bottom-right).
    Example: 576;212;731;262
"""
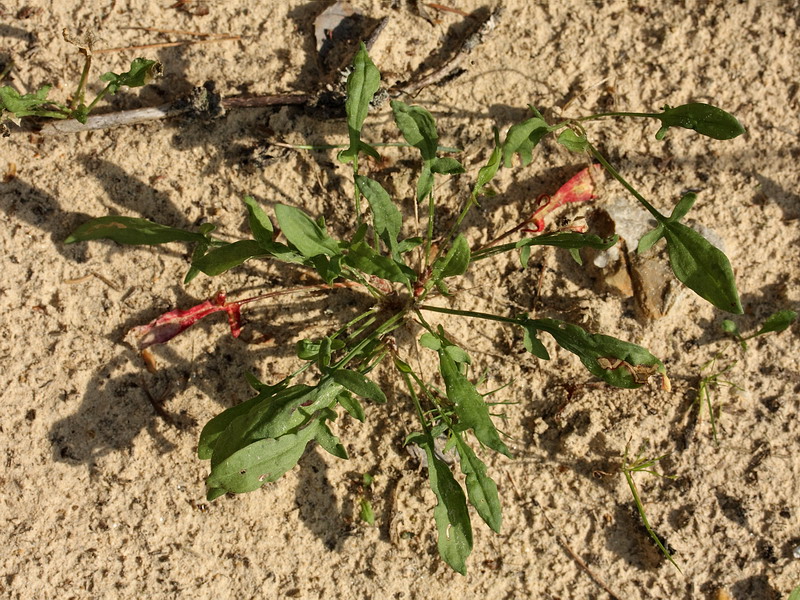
275;141;462;152
70;51;93;111
471;239;527;262
586;141;662;220
85;82;114;114
419;304;520;327
576;111;659;122
399;368;430;431
622;463;681;572
334;310;406;371
424;192;436;269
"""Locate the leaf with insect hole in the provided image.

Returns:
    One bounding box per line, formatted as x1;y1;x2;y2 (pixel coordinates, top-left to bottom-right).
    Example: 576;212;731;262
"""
407;431;473;575
524;318;664;388
205;409;338;499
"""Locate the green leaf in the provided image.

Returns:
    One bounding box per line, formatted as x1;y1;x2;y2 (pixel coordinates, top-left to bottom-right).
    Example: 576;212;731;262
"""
637;224;665;254
454;435;502;533
274;204;341;258
417;434;473;575
338;44;381;164
669;192;697;222
528;318;664;388
557;129;589;153
359;498;375;525
191;240;268;276
522;325;550;359
433;234;470;279
65;216;206;245
519;245;531;268
344;241;415;284
662;221;742;314
0;85;63;118
198;390;271;460
754;309;797;336
419;332;442;351
788;585;800;600
431;157;465;175
296;337;345;361
654;103;745;141
472;129;502;200
242;196;274;246
100;58;161;94
209;379;344;468
355;175;402;255
332;369;387;404
516;232;617;251
391;100;438;160
336;391;366;422
720;319;740;336
73;104;90;124
443;344;471;365
396;237;424;254
416;168;434;203
315;417;348;459
391;100;441;202
439;352;511;457
205;417;324;498
501;116;549;167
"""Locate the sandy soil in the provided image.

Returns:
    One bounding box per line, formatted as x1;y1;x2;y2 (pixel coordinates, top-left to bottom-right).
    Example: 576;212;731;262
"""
1;1;799;598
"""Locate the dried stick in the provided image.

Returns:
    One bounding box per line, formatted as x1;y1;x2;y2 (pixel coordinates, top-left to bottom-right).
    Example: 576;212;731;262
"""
31;8;501;135
38;93;311;133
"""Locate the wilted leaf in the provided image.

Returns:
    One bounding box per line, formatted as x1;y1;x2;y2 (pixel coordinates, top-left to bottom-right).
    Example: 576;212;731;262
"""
100;58;162;94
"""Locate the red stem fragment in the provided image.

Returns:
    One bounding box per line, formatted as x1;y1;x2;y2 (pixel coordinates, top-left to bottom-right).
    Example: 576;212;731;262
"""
126;282;356;352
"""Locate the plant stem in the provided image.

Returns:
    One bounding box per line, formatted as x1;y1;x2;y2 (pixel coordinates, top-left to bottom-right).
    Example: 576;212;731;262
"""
575;111;659;122
85;83;114;114
424;192;436;269
419;304;520;326
621;462;681;572
70;50;93;111
585;141;663;220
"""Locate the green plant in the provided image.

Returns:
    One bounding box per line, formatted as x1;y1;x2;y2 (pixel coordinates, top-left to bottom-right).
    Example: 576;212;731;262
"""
65;44;746;574
698;309;797;441
621;448;679;571
0;35;159;132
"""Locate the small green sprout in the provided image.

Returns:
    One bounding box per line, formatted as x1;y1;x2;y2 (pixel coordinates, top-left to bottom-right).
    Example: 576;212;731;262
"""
0;43;159;131
621;448;680;571
698;309;797;441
